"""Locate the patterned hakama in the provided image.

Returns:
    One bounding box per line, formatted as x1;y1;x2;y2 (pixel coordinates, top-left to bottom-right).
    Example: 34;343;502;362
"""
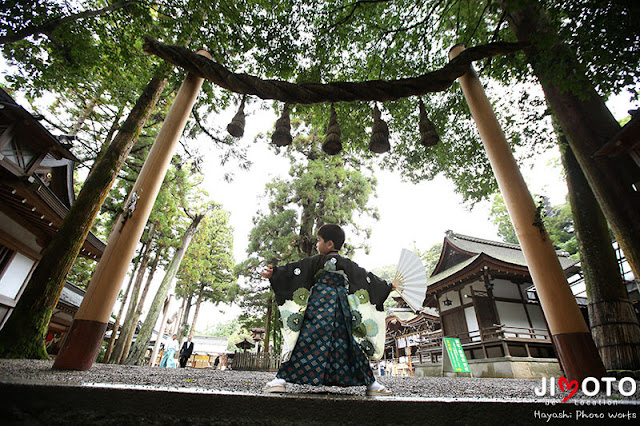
276;271;374;386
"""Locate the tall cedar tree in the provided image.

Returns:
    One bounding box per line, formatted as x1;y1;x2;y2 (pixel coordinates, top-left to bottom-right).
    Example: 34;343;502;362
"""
175;209;238;341
238;132;378;351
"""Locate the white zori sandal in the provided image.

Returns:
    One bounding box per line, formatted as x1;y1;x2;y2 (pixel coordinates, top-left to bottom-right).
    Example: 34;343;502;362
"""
366;381;392;396
263;378;287;393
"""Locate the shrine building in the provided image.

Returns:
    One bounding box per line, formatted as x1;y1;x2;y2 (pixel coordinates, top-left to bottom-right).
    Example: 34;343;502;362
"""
0;88;106;354
392;231;581;378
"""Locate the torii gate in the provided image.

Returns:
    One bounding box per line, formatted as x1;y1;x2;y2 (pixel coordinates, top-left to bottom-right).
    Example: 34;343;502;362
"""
54;38;605;382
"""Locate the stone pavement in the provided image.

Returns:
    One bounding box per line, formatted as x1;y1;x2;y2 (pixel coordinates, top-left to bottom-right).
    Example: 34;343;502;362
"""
1;360;639;425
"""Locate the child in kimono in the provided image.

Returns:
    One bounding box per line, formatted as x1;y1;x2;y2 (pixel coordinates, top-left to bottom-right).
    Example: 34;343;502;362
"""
261;224;392;396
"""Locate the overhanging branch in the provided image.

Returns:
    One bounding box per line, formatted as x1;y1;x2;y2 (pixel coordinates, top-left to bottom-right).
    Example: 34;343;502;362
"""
143;36;527;104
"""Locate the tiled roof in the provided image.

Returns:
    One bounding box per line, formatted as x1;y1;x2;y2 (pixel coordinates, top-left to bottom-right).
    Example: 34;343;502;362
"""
427;231;578;287
427;254;479;286
444;231;576;269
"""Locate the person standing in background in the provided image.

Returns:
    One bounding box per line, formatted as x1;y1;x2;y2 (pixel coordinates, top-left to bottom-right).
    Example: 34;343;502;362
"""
159;334;179;368
179;336;194;368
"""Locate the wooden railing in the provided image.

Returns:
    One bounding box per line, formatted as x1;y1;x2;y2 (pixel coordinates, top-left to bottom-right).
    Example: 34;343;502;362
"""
395;324;552;364
457;325;550;343
232;351;281;371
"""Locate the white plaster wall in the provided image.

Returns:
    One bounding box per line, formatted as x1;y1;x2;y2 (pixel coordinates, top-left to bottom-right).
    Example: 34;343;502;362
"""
439;289;461;312
0;211;41;253
491;278;522;299
526;304;549;336
0;252;35;299
464;306;480;342
460;281;484;297
495;301;531;336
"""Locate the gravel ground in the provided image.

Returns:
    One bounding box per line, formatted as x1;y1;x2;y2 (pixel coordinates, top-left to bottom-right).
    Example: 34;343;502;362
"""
1;359;638;404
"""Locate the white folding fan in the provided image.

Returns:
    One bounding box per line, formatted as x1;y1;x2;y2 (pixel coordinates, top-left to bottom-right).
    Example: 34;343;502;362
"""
392;249;428;312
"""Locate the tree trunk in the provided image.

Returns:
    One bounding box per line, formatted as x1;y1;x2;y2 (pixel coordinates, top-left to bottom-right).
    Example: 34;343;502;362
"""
87;105;124;180
298;198;315;256
271;305;282;356
190;284;205;338
119;249;160;363
503;0;640;278
70;93;99;136
176;297;186;342
0;70;169;359
148;295;173;366
111;224;155;363
103;249;142;363
125;214;205;365
263;296;273;355
179;295;193;339
560;136;640;371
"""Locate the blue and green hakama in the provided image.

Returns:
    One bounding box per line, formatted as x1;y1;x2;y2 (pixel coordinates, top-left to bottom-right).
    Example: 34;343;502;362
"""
269;255;391;387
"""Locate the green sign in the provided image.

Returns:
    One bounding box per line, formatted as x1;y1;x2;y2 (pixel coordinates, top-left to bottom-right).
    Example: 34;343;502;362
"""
443;337;471;373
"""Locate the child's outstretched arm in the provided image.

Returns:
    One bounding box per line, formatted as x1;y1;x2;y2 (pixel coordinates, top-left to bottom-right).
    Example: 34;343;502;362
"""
261;264;274;279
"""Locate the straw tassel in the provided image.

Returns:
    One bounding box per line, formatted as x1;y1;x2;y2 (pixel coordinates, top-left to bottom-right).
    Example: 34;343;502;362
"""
369;104;390;153
419;99;439;147
322;104;342;155
272;103;293;147
227;96;246;138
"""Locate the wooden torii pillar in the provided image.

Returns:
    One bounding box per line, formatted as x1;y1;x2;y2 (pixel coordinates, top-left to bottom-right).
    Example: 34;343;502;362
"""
53;51;212;370
449;44;605;382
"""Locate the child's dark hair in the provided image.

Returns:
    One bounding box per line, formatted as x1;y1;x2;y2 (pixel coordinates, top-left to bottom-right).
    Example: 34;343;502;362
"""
317;224;345;250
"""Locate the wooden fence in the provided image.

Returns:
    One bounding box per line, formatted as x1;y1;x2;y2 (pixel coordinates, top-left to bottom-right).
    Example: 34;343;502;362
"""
232;351;281;371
